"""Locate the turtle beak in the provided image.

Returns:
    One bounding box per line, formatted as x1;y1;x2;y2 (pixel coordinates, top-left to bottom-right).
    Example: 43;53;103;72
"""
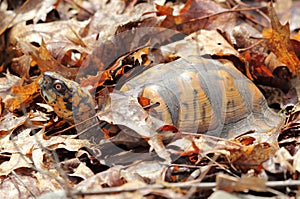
40;88;56;104
38;75;43;87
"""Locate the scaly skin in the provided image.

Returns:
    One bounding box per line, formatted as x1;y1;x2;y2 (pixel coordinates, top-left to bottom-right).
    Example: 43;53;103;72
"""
38;72;103;154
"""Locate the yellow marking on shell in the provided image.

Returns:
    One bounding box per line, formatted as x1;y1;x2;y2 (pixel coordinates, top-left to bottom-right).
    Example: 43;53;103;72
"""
249;82;265;109
142;85;173;124
245;82;273;131
218;70;247;123
176;71;217;132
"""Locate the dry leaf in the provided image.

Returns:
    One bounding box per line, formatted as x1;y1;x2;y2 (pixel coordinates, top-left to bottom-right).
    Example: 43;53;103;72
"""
0;72;22;99
216;173;267;192
69;162;94;180
157;0;236;35
1;0;300;197
0;153;32;176
97;90;171;163
5;77;39;112
0;112;28;136
0;172;41;198
267;3;300;76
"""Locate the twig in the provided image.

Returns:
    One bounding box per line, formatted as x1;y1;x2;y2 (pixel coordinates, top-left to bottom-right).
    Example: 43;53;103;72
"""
11;171;37;198
72;179;300;195
237;39;265;52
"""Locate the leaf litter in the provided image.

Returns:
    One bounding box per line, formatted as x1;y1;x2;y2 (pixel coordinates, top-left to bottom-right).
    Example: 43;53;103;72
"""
1;0;300;198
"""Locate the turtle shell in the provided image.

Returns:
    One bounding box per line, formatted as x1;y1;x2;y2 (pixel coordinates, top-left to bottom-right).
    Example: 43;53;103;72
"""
120;57;283;138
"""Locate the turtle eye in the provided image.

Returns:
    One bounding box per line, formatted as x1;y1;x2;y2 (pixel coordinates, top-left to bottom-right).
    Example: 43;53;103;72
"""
53;80;66;93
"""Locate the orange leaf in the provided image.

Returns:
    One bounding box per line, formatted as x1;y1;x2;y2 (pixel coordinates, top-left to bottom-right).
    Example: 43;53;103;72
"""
254;65;273;77
267;3;300;75
155;4;173;16
132;47;150;65
156;125;178;133
6;78;40;111
138;96;151;108
32;40;78;79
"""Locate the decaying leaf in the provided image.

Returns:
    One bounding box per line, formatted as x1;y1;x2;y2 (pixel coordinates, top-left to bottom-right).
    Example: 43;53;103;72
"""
160;29;239;60
5;77;39;112
1;0;300;198
0;172;41;198
0;153;32;176
97;89;171;163
216;173;267;192
157;0;237;35
0;112;28;136
167;130;279;170
267;3;300;76
75;167;125;191
69;162;94;180
0;71;22;99
22;40;79;80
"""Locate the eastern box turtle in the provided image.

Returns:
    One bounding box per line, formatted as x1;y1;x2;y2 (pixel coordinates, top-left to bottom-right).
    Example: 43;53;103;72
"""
38;56;283;140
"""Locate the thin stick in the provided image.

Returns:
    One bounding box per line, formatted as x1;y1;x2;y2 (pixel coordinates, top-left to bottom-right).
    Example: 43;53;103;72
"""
72;179;300;195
